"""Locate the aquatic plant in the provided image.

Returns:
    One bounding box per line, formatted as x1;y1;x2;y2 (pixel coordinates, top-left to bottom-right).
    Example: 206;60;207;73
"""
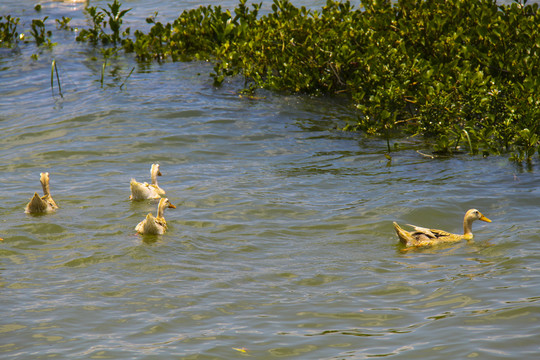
76;0;131;45
0;15;19;47
116;0;540;160
4;0;540;161
122;1;261;63
511;128;539;162
99;47;119;87
55;16;72;31
51;59;63;98
119;67;135;90
102;0;131;45
29;17;55;48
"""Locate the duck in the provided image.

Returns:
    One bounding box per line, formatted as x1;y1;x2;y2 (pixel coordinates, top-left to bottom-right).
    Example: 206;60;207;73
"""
393;209;491;248
135;197;176;235
25;172;59;214
130;163;166;200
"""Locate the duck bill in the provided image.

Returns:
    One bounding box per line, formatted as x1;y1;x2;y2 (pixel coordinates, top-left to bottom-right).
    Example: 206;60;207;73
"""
157;171;162;176
479;215;491;223
168;204;176;209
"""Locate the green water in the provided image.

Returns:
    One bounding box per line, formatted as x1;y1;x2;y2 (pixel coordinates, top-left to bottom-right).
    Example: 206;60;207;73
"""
1;1;540;359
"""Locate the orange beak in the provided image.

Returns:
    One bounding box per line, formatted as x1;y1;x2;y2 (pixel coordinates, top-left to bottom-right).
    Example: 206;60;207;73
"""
479;214;491;223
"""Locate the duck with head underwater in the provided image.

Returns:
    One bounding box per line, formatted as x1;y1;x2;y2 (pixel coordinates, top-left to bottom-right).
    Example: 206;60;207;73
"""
25;172;59;214
393;209;491;248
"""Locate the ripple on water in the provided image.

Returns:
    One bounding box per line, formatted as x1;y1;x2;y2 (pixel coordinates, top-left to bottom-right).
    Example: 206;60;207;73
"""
1;4;540;357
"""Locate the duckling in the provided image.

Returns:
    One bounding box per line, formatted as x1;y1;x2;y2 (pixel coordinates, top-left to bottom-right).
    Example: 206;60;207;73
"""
393;209;491;248
130;163;166;200
25;172;59;214
135;197;176;235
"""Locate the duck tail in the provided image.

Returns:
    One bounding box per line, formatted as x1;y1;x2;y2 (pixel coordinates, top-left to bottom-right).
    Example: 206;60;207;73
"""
25;193;45;213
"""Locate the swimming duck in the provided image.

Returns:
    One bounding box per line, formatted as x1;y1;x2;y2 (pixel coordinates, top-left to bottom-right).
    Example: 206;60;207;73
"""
393;209;491;247
130;163;166;200
25;172;59;214
135;197;176;235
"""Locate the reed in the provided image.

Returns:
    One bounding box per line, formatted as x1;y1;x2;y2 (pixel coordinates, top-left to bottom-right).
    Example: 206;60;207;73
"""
101;61;106;88
119;67;135;90
50;60;63;98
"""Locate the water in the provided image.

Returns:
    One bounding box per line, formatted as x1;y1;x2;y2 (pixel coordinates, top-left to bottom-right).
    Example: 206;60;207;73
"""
2;1;540;359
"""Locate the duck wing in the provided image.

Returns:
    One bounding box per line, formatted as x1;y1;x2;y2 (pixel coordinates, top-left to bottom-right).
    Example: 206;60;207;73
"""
407;224;452;239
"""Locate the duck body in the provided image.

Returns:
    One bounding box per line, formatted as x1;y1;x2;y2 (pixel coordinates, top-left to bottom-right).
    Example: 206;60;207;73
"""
393;209;491;247
26;193;57;213
25;172;58;214
130;164;165;200
130;179;163;200
135;213;167;235
135;198;176;235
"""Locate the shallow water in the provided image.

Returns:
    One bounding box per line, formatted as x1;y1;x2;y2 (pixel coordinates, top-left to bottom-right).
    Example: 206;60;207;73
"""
1;1;540;359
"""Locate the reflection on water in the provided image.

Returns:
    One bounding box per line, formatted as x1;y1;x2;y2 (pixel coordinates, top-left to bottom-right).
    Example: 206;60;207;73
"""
1;1;540;359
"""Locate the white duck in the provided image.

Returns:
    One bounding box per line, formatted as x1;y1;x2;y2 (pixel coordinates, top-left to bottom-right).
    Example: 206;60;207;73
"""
25;172;59;214
130;163;166;200
135;198;176;235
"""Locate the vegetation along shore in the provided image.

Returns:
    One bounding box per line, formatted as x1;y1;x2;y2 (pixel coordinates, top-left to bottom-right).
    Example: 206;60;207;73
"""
2;0;540;161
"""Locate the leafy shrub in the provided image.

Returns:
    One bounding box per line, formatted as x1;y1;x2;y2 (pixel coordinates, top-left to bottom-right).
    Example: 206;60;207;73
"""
8;0;540;160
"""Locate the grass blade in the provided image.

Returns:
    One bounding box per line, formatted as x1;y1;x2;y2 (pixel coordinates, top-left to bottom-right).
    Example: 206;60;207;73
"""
119;67;135;90
51;60;63;98
54;60;63;98
51;60;55;95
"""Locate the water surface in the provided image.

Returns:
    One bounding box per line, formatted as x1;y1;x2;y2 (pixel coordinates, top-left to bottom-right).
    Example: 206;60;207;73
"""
1;1;540;359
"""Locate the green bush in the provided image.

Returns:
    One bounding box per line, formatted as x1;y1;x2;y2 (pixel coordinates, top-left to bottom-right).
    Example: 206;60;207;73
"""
4;0;540;160
120;0;540;158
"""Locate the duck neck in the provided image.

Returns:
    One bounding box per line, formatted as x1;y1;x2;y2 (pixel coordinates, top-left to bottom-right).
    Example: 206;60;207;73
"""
157;200;166;218
463;218;474;239
151;166;159;186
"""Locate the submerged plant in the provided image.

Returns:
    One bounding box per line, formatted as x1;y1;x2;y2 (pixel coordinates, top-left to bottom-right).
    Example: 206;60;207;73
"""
51;60;63;98
76;5;105;44
0;15;19;47
511;128;539;162
30;16;55;48
99;47;119;87
119;67;135;89
56;16;72;31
